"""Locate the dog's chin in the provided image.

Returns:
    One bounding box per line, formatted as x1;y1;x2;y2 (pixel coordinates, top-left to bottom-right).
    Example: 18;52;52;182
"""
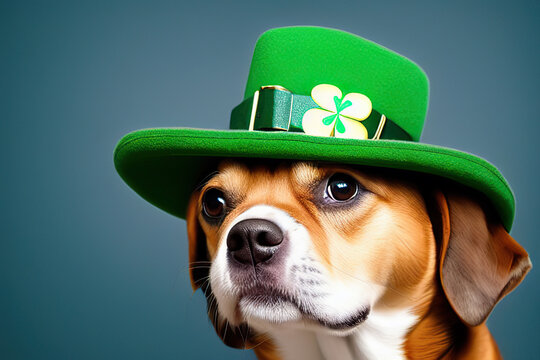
237;293;370;334
239;294;302;324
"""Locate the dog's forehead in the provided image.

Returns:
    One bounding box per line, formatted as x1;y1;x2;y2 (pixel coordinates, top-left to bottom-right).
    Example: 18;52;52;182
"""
212;160;323;188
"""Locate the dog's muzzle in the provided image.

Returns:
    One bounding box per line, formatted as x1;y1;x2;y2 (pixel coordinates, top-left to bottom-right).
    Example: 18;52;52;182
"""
226;219;284;266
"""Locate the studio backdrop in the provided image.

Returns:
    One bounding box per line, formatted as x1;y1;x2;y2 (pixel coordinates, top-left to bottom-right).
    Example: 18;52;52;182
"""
1;1;538;359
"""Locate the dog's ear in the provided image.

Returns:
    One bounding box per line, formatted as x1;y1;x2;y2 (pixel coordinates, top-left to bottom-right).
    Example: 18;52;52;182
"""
186;190;256;349
428;188;531;326
186;191;210;290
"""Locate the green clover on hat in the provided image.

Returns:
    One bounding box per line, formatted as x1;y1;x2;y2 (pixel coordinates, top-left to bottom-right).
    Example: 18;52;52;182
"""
302;84;372;139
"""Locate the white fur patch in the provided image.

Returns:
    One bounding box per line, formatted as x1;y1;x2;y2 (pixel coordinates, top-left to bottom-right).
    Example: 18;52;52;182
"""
349;308;417;360
209;205;417;359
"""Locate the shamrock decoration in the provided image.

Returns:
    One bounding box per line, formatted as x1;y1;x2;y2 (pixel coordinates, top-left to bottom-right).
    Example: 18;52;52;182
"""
302;84;372;139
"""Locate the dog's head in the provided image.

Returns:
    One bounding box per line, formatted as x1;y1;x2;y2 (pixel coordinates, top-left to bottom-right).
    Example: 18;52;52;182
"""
185;160;530;349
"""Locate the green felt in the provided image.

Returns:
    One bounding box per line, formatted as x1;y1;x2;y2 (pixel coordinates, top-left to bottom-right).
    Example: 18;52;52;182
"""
244;27;429;141
113;26;515;231
114;128;515;230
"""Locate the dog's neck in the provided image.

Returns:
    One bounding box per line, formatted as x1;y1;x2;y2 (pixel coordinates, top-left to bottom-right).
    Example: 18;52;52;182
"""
262;307;417;360
253;287;502;360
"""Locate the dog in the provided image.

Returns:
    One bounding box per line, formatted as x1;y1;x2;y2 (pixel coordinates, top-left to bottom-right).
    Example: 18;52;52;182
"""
112;25;531;360
185;159;531;360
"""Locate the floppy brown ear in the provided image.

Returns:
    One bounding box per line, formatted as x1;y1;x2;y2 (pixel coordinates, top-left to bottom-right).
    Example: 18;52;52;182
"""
185;191;256;349
431;188;531;326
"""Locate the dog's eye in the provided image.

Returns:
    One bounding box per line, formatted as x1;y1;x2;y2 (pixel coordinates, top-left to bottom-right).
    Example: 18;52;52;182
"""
202;188;227;218
327;173;358;202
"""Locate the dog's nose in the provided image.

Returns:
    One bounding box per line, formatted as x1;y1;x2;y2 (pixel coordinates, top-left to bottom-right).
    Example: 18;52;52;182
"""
227;219;284;266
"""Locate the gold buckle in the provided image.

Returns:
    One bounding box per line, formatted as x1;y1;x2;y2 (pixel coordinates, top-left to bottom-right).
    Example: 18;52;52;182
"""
248;85;291;131
371;114;387;140
248;91;259;131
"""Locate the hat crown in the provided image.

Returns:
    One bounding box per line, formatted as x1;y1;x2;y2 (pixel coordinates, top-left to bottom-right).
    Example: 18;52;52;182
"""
114;26;515;231
243;26;429;141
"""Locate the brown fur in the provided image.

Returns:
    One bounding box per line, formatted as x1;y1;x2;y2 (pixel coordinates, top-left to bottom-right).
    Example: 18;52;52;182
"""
186;161;530;359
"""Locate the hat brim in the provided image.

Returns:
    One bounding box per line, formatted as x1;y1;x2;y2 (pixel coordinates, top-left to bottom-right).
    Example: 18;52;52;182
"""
113;128;514;230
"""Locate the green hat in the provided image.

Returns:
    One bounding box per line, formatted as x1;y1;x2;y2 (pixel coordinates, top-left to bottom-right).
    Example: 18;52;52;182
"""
114;26;515;230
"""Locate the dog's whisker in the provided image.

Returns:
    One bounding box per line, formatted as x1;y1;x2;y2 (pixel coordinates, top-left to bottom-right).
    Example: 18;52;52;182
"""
213;304;220;332
241;325;249;350
196;272;228;296
244;333;271;351
221;319;229;342
197;276;211;286
189;260;213;265
188;265;212;270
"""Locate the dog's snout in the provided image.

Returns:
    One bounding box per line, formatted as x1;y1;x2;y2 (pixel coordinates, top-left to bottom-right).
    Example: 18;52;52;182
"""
227;219;284;265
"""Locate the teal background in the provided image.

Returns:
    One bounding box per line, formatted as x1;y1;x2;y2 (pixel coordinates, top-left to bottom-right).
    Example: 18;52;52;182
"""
1;0;538;359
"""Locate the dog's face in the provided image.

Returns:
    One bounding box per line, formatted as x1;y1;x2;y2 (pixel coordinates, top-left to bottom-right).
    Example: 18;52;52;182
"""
186;160;530;350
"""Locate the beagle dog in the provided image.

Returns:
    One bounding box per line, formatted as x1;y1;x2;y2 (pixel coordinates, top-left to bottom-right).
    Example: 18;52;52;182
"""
186;160;531;360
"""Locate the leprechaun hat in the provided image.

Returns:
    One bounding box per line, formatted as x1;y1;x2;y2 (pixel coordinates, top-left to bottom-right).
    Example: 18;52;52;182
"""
114;26;514;230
